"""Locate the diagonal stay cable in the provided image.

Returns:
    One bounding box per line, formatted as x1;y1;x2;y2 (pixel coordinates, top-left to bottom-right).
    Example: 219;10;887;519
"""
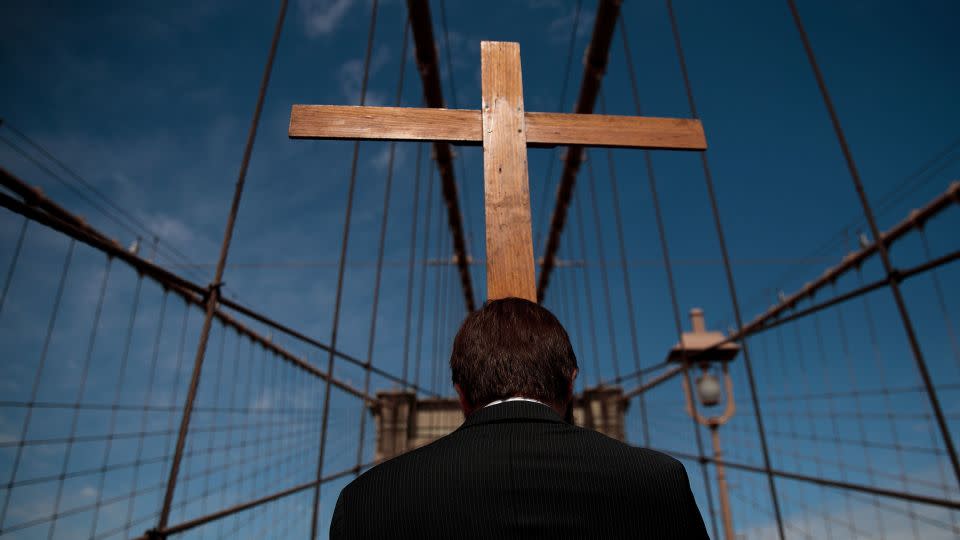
618;15;719;539
785;0;960;488
664;1;788;535
154;0;290;532
533;0;583;255
356;13;411;474
310;0;379;537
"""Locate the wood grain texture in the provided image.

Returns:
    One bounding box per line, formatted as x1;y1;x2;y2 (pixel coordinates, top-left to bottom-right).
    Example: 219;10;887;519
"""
481;41;536;302
525;112;706;150
288;105;479;142
289;105;706;150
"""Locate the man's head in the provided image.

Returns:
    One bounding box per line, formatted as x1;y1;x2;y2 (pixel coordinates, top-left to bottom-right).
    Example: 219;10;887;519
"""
450;297;578;415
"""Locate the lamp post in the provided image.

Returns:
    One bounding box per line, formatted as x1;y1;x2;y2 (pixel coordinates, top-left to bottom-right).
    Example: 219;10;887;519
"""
666;308;740;540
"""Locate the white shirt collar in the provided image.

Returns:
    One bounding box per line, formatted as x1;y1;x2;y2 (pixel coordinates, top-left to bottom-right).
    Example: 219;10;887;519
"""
483;396;549;408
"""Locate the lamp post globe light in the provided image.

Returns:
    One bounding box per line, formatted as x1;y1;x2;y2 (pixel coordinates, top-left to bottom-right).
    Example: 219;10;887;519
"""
695;369;723;407
665;308;741;540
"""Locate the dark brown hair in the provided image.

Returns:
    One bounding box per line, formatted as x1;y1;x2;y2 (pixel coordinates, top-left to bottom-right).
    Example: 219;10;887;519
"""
450;297;578;408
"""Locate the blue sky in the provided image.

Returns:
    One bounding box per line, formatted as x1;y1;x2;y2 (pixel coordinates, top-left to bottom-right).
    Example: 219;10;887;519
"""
1;0;959;538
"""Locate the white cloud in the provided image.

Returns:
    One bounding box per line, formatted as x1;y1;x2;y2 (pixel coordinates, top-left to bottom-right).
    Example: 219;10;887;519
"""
738;465;960;540
370;143;406;174
144;214;198;249
337;47;391;105
298;0;356;37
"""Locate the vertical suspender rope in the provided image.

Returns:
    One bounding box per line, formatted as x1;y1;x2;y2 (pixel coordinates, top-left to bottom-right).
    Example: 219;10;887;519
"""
573;181;602;385
564;232;588;390
811;312;858;537
665;3;786;537
0;239;75;531
584;152;621;381
832;285;884;536
90;272;143;538
856;268;921;538
533;0;582;255
0;217;27;317
598;92;650;443
430;228;448;394
124;289;169;539
785;0;960;487
46;255;112;540
602;146;648;430
156;303;190;522
156;0;289;533
197;321;226;531
402;142;424;387
310;1;379;537
790;320;836;540
355;13;411;474
414;164;437;391
217;328;243;539
619;16;719;538
437;0;477;260
918;228;960;367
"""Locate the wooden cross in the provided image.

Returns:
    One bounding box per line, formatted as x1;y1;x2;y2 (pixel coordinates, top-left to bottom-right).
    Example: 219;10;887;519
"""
289;41;706;303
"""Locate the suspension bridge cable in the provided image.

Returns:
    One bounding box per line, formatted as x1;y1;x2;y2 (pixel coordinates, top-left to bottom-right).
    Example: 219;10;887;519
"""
563;231;587;389
856;268;923;538
0;121;212;280
0;216;27;316
157;302;191;524
414;163;437;390
741;136;960;318
785;0;960;489
665;3;786;536
431;226;450;394
769;327;818;537
597;92;650;443
554;243;571;338
829;296;890;536
811;312;859;536
216;326;243;539
43;254;111;539
583;152;621;381
533;0;583;254
402;143;424;386
572;178;601;385
90;272;143;538
919;228;960;367
789;320;838;540
123;289;169;539
155;0;290;533
0;135;222;296
0;125;212;285
0;240;74;531
442;238;457;394
355;11;411;475
618;15;719;538
437;0;477;263
310;0;378;533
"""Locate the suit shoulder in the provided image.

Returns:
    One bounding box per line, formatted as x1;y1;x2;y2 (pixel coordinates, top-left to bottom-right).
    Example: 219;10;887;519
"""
570;428;687;474
339;431;457;493
569;426;681;462
632;446;687;471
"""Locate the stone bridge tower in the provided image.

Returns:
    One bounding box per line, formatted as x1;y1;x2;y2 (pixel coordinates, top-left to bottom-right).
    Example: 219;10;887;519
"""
370;387;628;462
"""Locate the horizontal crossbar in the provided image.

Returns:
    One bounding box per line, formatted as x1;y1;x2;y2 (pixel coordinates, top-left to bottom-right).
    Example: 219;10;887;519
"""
289;105;707;150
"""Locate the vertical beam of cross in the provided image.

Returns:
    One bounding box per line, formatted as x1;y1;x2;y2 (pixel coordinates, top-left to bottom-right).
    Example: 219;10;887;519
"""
289;41;705;304
481;42;536;301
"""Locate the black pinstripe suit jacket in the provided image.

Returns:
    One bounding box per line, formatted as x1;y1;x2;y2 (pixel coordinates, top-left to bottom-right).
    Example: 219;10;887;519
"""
331;401;709;539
